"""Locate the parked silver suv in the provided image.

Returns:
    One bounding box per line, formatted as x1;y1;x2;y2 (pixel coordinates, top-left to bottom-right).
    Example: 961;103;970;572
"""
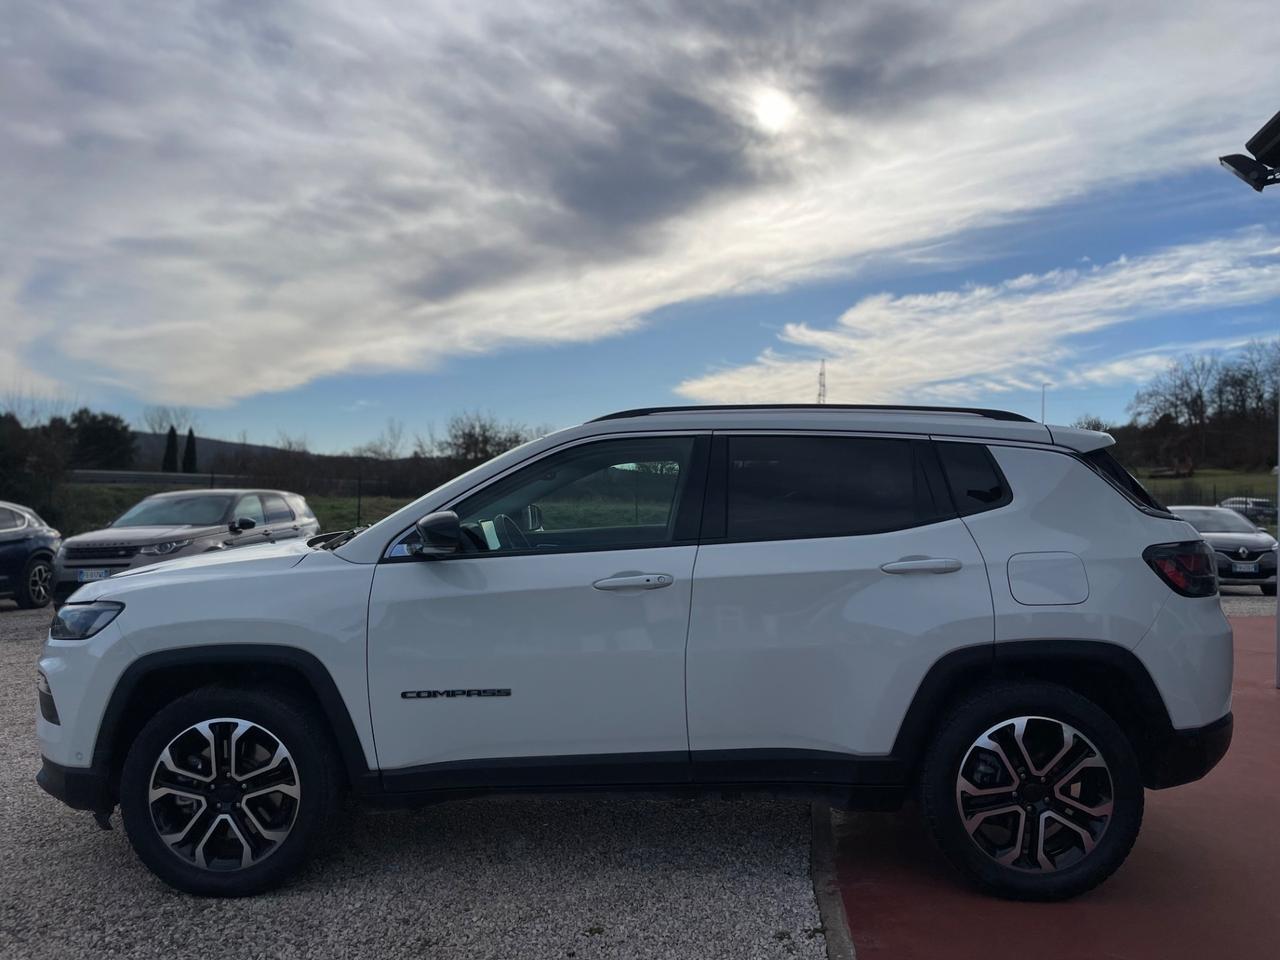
52;489;319;603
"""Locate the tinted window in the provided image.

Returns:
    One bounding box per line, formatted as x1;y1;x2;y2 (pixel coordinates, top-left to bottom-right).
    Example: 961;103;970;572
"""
444;436;697;555
115;495;232;527
0;507;21;530
263;494;294;523
936;442;1012;516
1081;449;1166;513
234;495;267;525
725;436;947;541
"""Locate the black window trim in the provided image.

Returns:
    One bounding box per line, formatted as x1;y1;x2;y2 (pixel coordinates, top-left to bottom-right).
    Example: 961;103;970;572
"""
1071;449;1176;520
702;430;961;546
380;433;713;563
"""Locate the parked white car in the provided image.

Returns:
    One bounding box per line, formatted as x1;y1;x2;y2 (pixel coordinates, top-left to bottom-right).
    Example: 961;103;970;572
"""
37;405;1231;900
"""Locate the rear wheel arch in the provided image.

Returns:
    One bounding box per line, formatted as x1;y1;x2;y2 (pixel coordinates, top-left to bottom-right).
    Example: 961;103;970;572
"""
893;640;1175;786
95;645;375;797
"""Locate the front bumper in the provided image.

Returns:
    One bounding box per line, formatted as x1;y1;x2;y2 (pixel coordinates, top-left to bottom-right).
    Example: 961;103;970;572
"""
1143;712;1233;789
36;757;113;813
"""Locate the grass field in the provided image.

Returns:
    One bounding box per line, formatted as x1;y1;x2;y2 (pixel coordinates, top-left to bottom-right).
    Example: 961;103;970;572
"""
1141;469;1275;506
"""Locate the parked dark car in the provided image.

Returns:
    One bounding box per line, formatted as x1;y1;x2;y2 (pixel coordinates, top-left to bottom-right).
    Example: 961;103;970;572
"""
1171;505;1277;596
0;500;61;609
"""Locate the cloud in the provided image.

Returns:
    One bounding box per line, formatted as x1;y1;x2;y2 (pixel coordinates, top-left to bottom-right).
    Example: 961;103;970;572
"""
676;229;1280;403
2;1;1280;405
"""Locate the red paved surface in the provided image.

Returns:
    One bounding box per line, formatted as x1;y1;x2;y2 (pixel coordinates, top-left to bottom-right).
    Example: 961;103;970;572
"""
834;617;1280;960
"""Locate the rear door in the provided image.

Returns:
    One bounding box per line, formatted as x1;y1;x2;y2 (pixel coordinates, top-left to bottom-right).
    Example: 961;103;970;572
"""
261;493;300;541
685;433;994;781
0;507;28;593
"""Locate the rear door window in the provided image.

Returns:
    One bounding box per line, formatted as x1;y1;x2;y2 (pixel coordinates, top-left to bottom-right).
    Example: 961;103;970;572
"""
263;494;294;524
723;435;949;541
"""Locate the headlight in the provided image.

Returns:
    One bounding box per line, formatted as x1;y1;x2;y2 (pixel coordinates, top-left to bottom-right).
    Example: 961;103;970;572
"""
50;602;124;640
139;539;192;556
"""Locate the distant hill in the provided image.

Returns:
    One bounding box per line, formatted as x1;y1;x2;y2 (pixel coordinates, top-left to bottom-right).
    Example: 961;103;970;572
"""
132;432;289;471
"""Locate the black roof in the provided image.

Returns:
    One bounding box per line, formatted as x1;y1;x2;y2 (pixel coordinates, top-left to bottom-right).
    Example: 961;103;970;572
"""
591;404;1034;423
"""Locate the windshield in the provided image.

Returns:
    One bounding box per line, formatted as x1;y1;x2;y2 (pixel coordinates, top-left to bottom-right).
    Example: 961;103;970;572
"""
1174;508;1258;534
114;494;233;527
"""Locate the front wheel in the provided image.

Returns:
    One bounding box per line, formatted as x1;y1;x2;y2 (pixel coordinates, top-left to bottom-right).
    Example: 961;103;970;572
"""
119;686;341;896
920;681;1143;900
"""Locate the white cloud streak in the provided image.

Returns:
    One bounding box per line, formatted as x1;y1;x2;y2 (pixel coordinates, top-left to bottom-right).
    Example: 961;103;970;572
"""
2;1;1279;405
676;230;1280;403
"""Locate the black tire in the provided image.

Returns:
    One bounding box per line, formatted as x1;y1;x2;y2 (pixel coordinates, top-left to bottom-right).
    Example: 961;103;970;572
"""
119;685;342;896
15;554;53;609
1261;584;1276;597
920;681;1143;901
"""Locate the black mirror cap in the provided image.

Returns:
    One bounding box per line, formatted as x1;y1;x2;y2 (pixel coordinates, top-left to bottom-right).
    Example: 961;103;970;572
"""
231;517;257;532
412;510;462;557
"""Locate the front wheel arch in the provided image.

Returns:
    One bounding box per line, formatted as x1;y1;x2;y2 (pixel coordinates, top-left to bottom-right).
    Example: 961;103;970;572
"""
96;646;377;799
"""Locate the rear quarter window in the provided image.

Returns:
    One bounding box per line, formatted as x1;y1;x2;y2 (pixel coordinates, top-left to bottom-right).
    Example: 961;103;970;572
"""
935;442;1012;516
1080;449;1169;515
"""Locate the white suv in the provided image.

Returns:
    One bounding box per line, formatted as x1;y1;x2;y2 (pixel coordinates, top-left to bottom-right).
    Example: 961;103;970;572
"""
36;405;1232;900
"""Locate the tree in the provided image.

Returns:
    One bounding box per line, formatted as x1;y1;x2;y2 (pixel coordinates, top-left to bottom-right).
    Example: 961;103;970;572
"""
161;425;179;472
430;412;536;463
1070;414;1109;432
69;408;135;469
352;418;406;460
181;428;198;473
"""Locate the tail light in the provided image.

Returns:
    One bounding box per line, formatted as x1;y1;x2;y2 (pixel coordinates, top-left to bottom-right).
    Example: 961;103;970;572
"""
1143;541;1217;597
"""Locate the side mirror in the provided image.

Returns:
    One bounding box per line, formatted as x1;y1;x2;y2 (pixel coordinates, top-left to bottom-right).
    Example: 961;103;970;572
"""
411;510;462;557
230;517;257;533
522;504;544;532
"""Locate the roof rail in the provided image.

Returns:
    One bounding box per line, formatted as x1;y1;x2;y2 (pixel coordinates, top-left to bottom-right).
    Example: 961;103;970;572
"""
591;404;1035;423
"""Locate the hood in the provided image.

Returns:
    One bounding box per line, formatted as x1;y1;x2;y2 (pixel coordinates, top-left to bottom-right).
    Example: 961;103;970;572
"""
63;524;226;546
1199;530;1278;553
69;539;314;601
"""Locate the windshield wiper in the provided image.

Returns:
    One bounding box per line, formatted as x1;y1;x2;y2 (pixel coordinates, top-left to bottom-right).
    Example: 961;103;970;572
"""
314;526;368;550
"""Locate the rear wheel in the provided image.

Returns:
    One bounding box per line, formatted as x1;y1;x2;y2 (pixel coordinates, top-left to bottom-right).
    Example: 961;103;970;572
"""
920;681;1143;900
16;555;53;609
120;686;341;896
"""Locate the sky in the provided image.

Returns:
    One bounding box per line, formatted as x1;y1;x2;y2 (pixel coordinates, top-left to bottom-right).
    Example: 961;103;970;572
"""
2;0;1279;453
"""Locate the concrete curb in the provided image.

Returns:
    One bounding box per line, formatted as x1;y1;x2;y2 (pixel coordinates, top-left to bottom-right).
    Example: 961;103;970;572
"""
810;803;856;960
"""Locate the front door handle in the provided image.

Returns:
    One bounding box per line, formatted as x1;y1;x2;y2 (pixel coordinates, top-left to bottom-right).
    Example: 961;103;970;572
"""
880;558;962;575
592;573;674;591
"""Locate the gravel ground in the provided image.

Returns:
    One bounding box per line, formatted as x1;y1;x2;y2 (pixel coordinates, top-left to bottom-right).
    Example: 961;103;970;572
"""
1219;586;1277;618
0;605;826;960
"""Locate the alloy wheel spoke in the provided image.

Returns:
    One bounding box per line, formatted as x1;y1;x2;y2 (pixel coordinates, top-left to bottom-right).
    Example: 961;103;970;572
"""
956;715;1114;874
151;717;300;872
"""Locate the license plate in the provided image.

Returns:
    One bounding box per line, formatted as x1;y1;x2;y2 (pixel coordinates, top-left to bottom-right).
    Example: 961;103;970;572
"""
76;568;113;582
1231;561;1259;574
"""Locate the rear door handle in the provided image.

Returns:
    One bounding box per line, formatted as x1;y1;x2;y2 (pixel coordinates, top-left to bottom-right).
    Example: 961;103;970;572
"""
592;573;674;591
880;558;962;574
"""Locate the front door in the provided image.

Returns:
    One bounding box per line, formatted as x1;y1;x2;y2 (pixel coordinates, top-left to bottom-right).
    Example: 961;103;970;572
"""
367;434;709;791
685;433;995;781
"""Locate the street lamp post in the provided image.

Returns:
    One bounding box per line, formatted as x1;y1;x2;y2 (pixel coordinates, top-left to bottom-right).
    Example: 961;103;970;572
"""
1218;107;1280;688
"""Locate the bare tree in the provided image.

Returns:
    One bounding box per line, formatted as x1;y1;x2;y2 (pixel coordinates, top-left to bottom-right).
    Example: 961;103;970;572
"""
1070;414;1109;432
140;405;199;435
352;418;406;460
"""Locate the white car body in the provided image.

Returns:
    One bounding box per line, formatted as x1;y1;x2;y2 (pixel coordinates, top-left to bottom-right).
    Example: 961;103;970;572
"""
35;405;1234;897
